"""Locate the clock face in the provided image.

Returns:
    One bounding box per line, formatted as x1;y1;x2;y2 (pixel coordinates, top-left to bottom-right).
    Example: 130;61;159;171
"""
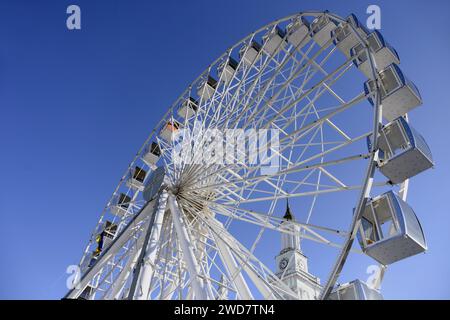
279;258;289;270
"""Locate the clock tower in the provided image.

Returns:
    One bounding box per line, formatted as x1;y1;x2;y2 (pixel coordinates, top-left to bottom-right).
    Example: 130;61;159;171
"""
274;200;322;299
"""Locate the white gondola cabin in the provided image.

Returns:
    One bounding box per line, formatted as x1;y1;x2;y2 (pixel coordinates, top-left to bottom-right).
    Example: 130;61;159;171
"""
142;141;161;167
101;220;117;248
77;285;94;300
310;14;337;48
88;255;98;268
160;119;181;142
286;16;311;49
178;96;198;119
110;193;131;217
368;117;433;184
218;57;239;85
329;279;383;300
80;254;95;271
262;26;287;55
364;63;422;121
239;40;262;66
92;221;116;259
332;14;369;58
351;31;400;78
357;191;427;265
197;76;218;101
126;166;147;190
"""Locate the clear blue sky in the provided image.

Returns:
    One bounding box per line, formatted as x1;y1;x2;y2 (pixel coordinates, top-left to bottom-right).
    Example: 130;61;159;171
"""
0;0;449;299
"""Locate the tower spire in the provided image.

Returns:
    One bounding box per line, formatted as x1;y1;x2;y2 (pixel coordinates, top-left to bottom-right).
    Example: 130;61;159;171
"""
283;198;294;221
274;198;321;300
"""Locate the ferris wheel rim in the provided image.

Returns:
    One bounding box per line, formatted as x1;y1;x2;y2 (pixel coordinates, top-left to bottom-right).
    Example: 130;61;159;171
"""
69;10;419;300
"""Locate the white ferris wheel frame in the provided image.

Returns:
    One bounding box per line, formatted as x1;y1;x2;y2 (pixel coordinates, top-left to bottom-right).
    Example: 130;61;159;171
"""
64;10;412;300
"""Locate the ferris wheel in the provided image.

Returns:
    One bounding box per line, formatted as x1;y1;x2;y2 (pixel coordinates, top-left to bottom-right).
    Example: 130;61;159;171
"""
65;11;433;300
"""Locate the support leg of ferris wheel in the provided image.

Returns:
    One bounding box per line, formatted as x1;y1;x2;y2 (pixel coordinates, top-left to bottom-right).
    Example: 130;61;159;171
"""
167;194;208;300
210;221;254;300
104;234;145;299
191;222;216;299
204;216;283;300
160;280;177;300
64;199;157;299
128;190;169;300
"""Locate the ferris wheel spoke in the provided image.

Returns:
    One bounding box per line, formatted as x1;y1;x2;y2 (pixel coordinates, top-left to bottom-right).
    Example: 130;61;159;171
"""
212;206;363;255
223;38;316;131
313;52;347;104
318;167;347;188
219;168;289;197
303;121;325;224
258;58;352;131
208;204;348;248
221;182;388;205
184;106;367;194
211;201;347;235
257;61;355;133
325;118;352;141
188;150;369;198
243;47;351;131
230;32;339;131
235;171;298;258
215;33;285;130
225;59;301;131
229;124;371;192
224;90;366;182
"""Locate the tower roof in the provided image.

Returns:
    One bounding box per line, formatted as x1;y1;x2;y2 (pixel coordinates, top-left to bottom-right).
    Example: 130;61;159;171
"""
283;199;295;221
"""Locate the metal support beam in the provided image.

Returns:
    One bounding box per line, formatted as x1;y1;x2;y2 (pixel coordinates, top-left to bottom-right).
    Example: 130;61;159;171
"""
128;190;169;300
168;194;207;300
210;223;254;299
104;235;145;300
205;216;283;300
65;199;156;299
